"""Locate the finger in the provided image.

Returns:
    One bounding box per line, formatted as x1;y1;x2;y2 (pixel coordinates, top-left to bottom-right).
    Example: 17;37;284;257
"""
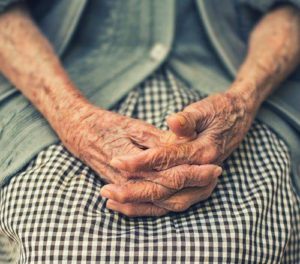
110;143;198;172
154;179;218;212
167;106;208;138
100;180;176;203
167;111;198;138
101;165;221;203
106;200;169;217
135;164;222;190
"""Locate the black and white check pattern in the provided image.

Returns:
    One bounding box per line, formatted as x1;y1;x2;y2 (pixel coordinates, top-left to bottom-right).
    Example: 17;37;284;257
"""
0;67;299;263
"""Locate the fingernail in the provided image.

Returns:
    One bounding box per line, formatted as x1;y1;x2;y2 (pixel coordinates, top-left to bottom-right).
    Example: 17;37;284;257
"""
169;113;186;127
100;185;114;198
176;115;186;126
213;167;222;177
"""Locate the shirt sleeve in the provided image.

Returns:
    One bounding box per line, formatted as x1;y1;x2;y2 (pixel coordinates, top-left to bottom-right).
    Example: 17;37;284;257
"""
0;0;22;13
240;0;300;13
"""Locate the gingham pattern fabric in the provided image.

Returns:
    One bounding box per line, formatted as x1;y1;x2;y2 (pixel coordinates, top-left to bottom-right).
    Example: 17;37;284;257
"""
0;67;299;263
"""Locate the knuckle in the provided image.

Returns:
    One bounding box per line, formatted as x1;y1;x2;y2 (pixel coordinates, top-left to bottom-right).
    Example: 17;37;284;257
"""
169;169;185;189
130;182;165;202
143;188;154;201
170;144;193;165
149;184;165;201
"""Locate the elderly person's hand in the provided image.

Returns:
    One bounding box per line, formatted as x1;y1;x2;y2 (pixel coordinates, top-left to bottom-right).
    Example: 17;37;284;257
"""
59;104;222;216
60;104;222;185
102;90;254;216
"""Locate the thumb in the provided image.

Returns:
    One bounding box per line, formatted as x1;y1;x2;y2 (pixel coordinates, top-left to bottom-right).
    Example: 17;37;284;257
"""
167;108;205;138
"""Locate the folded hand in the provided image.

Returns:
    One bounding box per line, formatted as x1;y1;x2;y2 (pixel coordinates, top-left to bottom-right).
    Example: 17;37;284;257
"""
57;104;221;216
106;92;254;216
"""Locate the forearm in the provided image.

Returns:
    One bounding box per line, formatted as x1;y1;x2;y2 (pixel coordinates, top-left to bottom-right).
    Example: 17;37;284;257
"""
228;5;300;112
0;4;96;133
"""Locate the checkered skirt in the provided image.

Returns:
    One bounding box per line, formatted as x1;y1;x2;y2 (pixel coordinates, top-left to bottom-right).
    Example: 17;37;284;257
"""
1;67;300;263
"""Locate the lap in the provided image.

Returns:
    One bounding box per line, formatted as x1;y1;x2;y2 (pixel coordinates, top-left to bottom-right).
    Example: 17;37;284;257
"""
1;67;299;263
0;122;299;263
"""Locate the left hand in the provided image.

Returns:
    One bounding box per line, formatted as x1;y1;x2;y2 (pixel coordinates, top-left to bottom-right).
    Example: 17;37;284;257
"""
102;91;255;216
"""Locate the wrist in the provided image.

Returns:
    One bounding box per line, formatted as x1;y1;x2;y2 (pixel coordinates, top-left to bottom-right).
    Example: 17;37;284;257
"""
38;84;107;134
226;79;261;114
52;99;109;142
230;55;280;111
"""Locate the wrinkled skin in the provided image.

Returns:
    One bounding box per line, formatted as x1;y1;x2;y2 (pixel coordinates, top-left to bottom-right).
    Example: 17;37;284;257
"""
57;104;222;216
111;92;254;171
104;91;255;216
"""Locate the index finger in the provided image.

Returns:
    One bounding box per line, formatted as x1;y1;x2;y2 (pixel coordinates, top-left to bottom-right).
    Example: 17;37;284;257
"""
106;200;169;217
100;181;176;203
133;164;222;190
100;163;221;204
110;143;196;172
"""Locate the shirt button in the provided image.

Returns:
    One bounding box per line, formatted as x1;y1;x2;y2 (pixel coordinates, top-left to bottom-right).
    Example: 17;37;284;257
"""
150;43;168;61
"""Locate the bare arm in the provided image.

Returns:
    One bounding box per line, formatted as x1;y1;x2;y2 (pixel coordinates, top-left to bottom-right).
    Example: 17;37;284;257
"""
0;4;89;131
229;5;300;112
